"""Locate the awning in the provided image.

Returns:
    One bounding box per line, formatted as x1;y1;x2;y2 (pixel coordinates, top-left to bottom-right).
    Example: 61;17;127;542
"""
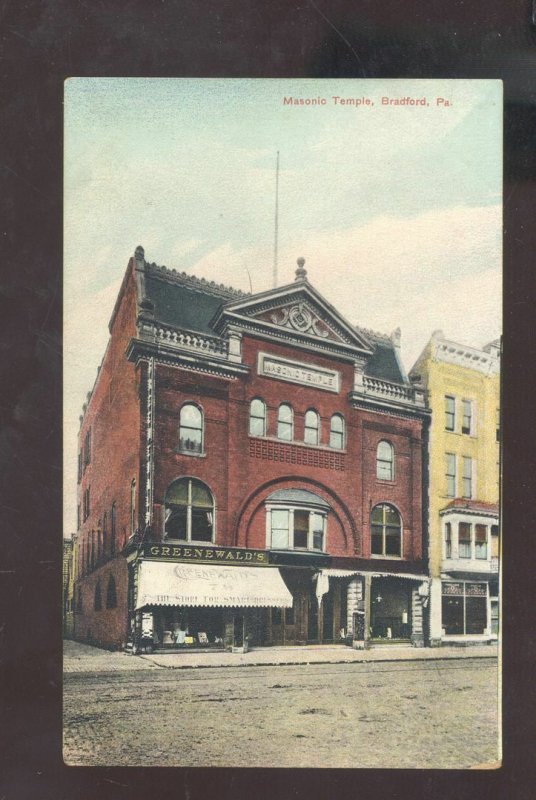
136;561;293;610
320;568;428;582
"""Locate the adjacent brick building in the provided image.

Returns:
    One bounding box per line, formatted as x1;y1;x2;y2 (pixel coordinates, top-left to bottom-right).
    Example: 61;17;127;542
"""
73;247;430;652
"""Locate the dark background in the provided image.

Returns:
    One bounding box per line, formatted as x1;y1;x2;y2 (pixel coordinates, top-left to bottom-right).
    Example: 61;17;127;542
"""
1;0;535;797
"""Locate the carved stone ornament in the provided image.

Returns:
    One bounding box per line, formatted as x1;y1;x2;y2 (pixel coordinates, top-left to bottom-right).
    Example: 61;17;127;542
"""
270;302;329;338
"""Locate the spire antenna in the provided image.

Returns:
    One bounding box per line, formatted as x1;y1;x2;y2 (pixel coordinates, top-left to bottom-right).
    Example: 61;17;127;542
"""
273;151;280;289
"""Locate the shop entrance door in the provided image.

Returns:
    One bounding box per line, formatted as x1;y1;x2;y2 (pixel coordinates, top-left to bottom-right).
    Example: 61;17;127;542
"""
270;603;297;645
370;578;412;642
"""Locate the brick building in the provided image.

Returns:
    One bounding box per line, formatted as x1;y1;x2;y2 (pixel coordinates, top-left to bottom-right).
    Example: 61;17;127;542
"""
73;247;430;652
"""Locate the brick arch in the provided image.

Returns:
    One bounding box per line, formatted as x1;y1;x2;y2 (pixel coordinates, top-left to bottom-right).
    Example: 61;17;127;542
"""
233;475;359;555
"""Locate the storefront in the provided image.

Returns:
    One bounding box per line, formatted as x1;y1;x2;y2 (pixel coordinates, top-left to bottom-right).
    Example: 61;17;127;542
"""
128;546;293;652
441;579;491;638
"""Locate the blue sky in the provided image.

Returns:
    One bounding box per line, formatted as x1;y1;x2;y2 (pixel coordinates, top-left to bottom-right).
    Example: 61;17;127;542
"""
64;78;502;532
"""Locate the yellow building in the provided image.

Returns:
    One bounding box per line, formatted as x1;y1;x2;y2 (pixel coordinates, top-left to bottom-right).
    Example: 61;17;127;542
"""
410;331;500;645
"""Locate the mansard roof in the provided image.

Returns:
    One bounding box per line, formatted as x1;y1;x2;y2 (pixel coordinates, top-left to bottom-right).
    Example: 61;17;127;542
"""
134;250;408;385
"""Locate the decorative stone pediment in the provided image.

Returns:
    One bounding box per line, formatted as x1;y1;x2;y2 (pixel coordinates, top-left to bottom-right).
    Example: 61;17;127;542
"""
211;280;373;358
255;301;339;342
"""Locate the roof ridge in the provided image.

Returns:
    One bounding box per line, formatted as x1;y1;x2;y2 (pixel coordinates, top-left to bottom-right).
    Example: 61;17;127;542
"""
145;260;250;300
355;325;391;344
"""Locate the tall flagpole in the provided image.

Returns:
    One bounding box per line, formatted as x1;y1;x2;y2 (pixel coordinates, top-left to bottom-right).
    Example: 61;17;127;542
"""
273;150;279;289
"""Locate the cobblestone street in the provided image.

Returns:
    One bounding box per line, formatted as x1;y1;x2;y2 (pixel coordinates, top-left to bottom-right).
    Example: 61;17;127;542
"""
63;643;499;768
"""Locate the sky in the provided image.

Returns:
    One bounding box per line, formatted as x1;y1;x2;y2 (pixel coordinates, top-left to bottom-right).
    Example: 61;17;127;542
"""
64;78;502;533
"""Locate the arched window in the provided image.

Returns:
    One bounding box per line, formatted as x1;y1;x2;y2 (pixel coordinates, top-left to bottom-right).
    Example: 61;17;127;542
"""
371;504;402;557
249;398;267;436
102;512;108;558
97;521;102;563
277;404;293;441
130;478;136;535
164;478;214;543
179;404;203;454
94;580;102;611
329;414;344;449
106;575;117;609
110;503;116;556
377;441;394;480
304;409;320;446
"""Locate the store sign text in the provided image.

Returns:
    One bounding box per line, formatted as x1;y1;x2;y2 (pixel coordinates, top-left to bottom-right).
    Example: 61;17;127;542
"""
145;544;269;565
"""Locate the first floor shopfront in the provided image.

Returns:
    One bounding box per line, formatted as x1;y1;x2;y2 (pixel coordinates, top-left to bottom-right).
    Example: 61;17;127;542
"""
428;574;499;645
127;543;428;652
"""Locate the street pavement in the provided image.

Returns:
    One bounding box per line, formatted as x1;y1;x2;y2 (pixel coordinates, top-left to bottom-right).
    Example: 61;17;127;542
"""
63;640;500;768
63;638;498;671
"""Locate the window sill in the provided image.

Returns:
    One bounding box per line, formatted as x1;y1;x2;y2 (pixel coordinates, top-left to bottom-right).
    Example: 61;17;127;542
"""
175;450;206;458
163;538;215;546
269;548;326;555
370;554;403;560
375;479;396;486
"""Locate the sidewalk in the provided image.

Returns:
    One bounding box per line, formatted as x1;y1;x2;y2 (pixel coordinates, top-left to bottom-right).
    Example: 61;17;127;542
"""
64;638;498;673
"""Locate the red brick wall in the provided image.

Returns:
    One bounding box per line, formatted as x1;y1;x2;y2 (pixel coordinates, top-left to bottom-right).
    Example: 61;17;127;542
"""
74;257;142;647
152;333;424;564
73;557;129;649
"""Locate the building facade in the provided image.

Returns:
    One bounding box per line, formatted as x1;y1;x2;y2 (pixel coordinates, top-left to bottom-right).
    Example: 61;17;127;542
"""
73;247;430;652
410;331;500;645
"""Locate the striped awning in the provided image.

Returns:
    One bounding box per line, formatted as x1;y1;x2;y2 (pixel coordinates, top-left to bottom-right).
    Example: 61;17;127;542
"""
136;561;293;610
320;568;428;582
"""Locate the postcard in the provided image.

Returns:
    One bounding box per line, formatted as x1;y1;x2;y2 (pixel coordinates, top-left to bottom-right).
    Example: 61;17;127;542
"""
63;78;501;768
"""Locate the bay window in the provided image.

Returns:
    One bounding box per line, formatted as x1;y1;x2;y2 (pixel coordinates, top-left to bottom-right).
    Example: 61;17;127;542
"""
475;524;487;559
266;489;329;552
458;522;471;558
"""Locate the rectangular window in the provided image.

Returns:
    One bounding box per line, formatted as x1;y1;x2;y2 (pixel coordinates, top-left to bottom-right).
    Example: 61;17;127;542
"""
271;509;289;549
445;522;452;558
446;453;456;497
442;582;487;635
462;399;472;435
84;429;91;467
312;513;325;551
458;522;471;558
462;456;473;498
475;524;487;559
490;599;499;635
293;510;309;549
445;396;455;431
